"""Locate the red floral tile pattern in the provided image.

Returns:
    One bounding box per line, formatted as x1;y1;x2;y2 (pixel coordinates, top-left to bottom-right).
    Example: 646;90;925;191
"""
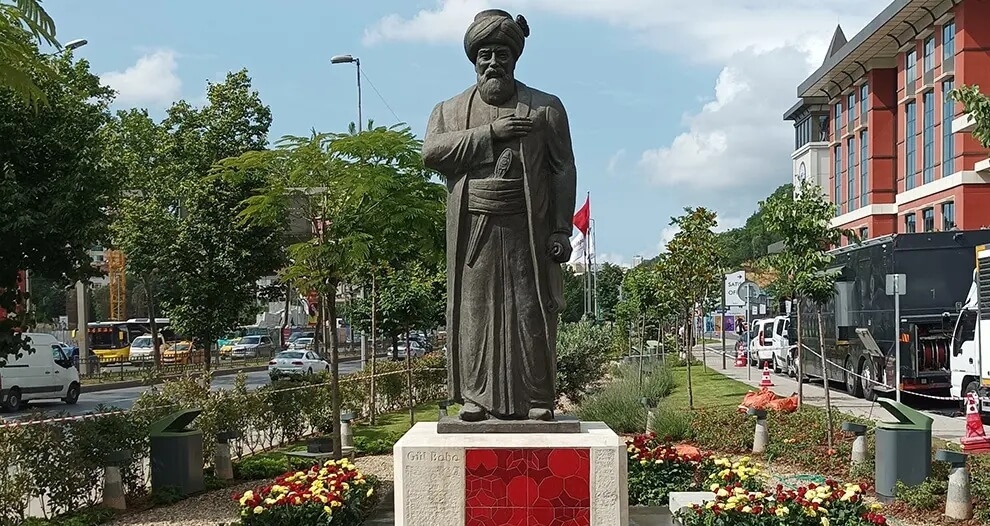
465;448;590;526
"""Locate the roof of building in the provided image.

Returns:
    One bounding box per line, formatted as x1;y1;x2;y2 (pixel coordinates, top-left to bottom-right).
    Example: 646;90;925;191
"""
783;96;829;121
825;25;848;61
797;0;952;98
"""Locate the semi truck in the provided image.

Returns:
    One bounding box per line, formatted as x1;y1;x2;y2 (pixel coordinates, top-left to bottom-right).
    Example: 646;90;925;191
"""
948;244;990;415
795;230;990;402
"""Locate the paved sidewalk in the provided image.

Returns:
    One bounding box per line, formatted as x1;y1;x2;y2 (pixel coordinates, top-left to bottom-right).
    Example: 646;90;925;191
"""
689;343;969;444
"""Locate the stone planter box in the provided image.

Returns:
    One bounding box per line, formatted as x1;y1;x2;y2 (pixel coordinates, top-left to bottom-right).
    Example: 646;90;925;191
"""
630;506;674;526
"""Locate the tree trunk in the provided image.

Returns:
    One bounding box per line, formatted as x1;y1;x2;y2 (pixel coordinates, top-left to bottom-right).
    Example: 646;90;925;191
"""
685;313;694;410
796;298;803;410
817;308;834;451
144;276;160;370
327;286;342;460
369;272;377;425
406;331;414;426
279;281;291;350
391;336;399;361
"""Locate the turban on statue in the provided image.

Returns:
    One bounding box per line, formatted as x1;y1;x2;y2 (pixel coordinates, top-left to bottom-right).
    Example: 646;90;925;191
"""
463;9;530;63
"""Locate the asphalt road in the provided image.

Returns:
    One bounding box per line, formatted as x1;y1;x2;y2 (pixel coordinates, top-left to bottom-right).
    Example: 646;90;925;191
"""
1;359;366;421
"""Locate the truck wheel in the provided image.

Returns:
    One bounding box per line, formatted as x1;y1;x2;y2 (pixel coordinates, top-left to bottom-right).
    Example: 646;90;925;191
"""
961;380;980;411
63;383;80;405
860;359;878;401
3;388;21;412
844;358;862;398
773;355;782;375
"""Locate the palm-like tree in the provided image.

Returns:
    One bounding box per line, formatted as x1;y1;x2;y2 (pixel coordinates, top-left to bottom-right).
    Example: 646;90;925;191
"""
0;0;59;107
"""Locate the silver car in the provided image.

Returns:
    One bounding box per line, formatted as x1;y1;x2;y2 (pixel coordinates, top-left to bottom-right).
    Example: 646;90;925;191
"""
230;335;275;359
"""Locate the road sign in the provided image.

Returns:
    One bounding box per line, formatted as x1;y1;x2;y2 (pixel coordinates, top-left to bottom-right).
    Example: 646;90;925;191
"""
737;281;762;302
885;274;906;296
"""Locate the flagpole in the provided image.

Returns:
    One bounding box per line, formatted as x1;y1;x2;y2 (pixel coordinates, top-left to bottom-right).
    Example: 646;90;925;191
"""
591;218;599;321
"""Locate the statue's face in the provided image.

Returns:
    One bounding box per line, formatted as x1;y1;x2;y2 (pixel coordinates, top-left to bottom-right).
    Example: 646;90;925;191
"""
475;44;516;104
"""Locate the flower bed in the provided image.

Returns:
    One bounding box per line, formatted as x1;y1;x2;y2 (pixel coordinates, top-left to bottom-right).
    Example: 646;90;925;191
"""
235;458;379;525
677;480;887;526
626;433;764;506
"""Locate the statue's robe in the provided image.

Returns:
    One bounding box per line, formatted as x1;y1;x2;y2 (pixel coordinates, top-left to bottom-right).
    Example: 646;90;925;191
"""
423;81;577;418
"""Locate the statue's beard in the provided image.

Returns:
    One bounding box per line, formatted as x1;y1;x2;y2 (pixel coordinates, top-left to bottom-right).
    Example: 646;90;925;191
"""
477;73;515;105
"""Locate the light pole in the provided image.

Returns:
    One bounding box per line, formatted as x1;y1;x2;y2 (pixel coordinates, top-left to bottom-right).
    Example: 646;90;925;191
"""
46;38;88;56
330;54;362;132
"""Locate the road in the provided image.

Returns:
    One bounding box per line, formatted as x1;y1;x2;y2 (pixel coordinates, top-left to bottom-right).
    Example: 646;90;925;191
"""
1;359;367;421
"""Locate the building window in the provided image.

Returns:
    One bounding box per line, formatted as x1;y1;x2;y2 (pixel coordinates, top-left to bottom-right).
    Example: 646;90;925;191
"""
859;227;869;240
847;93;856;126
860;84;869;121
834;144;842;216
795;117;812;149
922;207;935;232
847;137;856;210
923;37;935;73
835;102;843;136
860;131;869;206
905;102;917;190
943;80;955;176
906;49;917;85
942;201;956;230
923;91;935;184
943;21;956;60
904;213;917;233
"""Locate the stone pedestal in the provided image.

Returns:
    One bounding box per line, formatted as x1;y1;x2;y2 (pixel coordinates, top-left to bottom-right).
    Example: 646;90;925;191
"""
394;421;628;526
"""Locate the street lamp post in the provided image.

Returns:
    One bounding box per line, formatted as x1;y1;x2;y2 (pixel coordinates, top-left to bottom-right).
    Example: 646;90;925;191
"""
330;54;362;132
45;38;88;56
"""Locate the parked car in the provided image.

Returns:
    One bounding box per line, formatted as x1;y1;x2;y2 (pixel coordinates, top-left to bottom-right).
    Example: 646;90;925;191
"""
229;335;275;359
1;333;81;411
162;341;202;365
289;337;316;351
268;350;330;379
392;340;426;360
128;334;163;364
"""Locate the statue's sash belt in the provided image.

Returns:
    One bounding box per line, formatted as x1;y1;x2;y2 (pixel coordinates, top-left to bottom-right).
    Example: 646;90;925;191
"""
466;178;526;216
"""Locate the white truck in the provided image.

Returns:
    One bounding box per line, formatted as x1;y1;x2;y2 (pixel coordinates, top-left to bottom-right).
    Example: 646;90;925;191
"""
948;244;990;414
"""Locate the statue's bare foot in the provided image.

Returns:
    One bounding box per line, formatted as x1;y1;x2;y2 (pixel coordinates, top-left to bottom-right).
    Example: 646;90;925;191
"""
528;408;552;421
459;402;487;422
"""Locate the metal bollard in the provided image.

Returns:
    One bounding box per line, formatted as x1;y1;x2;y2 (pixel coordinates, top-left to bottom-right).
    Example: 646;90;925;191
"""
340;411;356;449
438;400;451;418
842;422;868;465
641;397;656;434
747;408;768;454
214;432;239;481
935;449;972;520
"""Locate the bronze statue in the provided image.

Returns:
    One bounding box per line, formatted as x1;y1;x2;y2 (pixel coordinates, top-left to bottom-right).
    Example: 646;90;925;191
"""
423;9;578;422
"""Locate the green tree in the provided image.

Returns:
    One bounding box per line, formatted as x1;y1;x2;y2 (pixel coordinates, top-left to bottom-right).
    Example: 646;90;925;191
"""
950;85;990;148
760;180;851;447
596;262;625;322
560;265;585;323
228;124;442;459
716;184;793;269
663;207;722;409
0;0;59;107
0;49;118;365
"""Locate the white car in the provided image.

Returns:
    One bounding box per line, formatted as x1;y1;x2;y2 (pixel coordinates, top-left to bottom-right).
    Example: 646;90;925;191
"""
268;350;329;377
392;340;426;360
128;334;163;364
289;337;315;351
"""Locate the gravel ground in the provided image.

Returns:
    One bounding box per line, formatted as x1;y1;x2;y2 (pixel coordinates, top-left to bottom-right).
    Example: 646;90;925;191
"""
112;455;395;526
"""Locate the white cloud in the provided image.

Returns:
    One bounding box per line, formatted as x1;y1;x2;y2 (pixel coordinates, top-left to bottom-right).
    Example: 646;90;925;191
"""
101;50;182;106
597;252;629;268
606;149;626;177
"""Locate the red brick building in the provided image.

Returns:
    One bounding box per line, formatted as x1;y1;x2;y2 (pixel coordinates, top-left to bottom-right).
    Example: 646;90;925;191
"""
785;0;990;242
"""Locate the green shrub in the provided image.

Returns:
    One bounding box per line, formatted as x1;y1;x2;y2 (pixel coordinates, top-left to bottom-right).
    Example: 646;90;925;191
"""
970;454;990;523
354;432;402;456
648;402;693;442
577;364;674;433
21;507;116;526
555;321;615;404
895;478;946;511
234;454;290;481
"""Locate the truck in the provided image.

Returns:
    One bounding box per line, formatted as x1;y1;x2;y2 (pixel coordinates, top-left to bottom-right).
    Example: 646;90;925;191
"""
948;244;990;415
795;230;990;401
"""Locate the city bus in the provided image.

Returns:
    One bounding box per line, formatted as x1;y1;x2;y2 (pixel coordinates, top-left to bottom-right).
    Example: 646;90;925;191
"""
85;318;173;363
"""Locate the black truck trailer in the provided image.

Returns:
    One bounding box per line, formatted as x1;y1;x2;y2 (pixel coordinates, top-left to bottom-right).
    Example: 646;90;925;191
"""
795;230;990;400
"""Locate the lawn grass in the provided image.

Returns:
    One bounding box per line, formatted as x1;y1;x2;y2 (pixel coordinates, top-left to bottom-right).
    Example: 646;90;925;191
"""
665;364;751;410
353;401;457;442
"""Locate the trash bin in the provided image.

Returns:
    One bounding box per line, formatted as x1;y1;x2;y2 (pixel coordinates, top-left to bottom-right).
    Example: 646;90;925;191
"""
149;409;205;496
874;399;933;501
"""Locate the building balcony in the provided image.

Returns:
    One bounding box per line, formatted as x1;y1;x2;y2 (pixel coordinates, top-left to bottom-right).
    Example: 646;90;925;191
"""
976;158;990;176
829;204;897;228
952;113;976;134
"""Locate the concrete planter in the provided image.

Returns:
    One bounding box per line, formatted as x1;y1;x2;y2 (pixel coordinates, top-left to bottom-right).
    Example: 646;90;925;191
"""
629;506;674;526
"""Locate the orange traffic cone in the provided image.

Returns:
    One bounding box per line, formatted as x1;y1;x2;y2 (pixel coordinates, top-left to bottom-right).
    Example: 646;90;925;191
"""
735;347;747;367
759;364;774;387
961;392;990;454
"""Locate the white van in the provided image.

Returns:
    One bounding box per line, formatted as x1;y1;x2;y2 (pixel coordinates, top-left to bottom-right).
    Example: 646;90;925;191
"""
750;316;791;371
750;318;777;366
0;333;81;411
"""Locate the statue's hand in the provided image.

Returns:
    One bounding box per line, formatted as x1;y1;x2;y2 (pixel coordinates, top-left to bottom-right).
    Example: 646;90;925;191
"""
491;116;533;141
548;232;572;263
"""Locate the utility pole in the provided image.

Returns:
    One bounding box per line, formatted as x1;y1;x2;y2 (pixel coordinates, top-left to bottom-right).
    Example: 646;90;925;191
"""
721;274;727;369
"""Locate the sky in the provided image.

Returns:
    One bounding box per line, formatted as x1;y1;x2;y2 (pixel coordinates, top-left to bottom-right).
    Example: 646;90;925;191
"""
46;0;890;266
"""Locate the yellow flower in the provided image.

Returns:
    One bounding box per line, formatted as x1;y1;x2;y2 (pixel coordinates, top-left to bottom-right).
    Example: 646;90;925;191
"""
716;489;729;498
640;459;648;465
331;500;342;508
804;490;816;501
710;483;720;492
324;505;333;515
754;492;765;499
870;502;883;511
706;501;716;509
776;507;789;517
253;506;264;515
264;498;276;505
821;517;830;526
655;459;664;464
367;487;374;497
742;505;753;513
740;456;751;463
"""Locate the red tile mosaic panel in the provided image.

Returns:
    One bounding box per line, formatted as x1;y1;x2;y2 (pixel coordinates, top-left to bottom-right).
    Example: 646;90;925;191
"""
465;448;590;526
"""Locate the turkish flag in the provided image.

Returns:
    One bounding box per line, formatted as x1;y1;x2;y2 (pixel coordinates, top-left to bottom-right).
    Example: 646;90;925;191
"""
569;196;591;265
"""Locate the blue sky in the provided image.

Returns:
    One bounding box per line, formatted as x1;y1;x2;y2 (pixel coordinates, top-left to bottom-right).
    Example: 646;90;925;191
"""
47;0;889;265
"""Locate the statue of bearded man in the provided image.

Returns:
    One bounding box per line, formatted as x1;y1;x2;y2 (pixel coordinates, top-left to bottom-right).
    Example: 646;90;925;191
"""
423;9;578;422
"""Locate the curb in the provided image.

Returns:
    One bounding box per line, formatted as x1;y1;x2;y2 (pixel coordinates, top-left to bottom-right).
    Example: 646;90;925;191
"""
80;355;364;394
